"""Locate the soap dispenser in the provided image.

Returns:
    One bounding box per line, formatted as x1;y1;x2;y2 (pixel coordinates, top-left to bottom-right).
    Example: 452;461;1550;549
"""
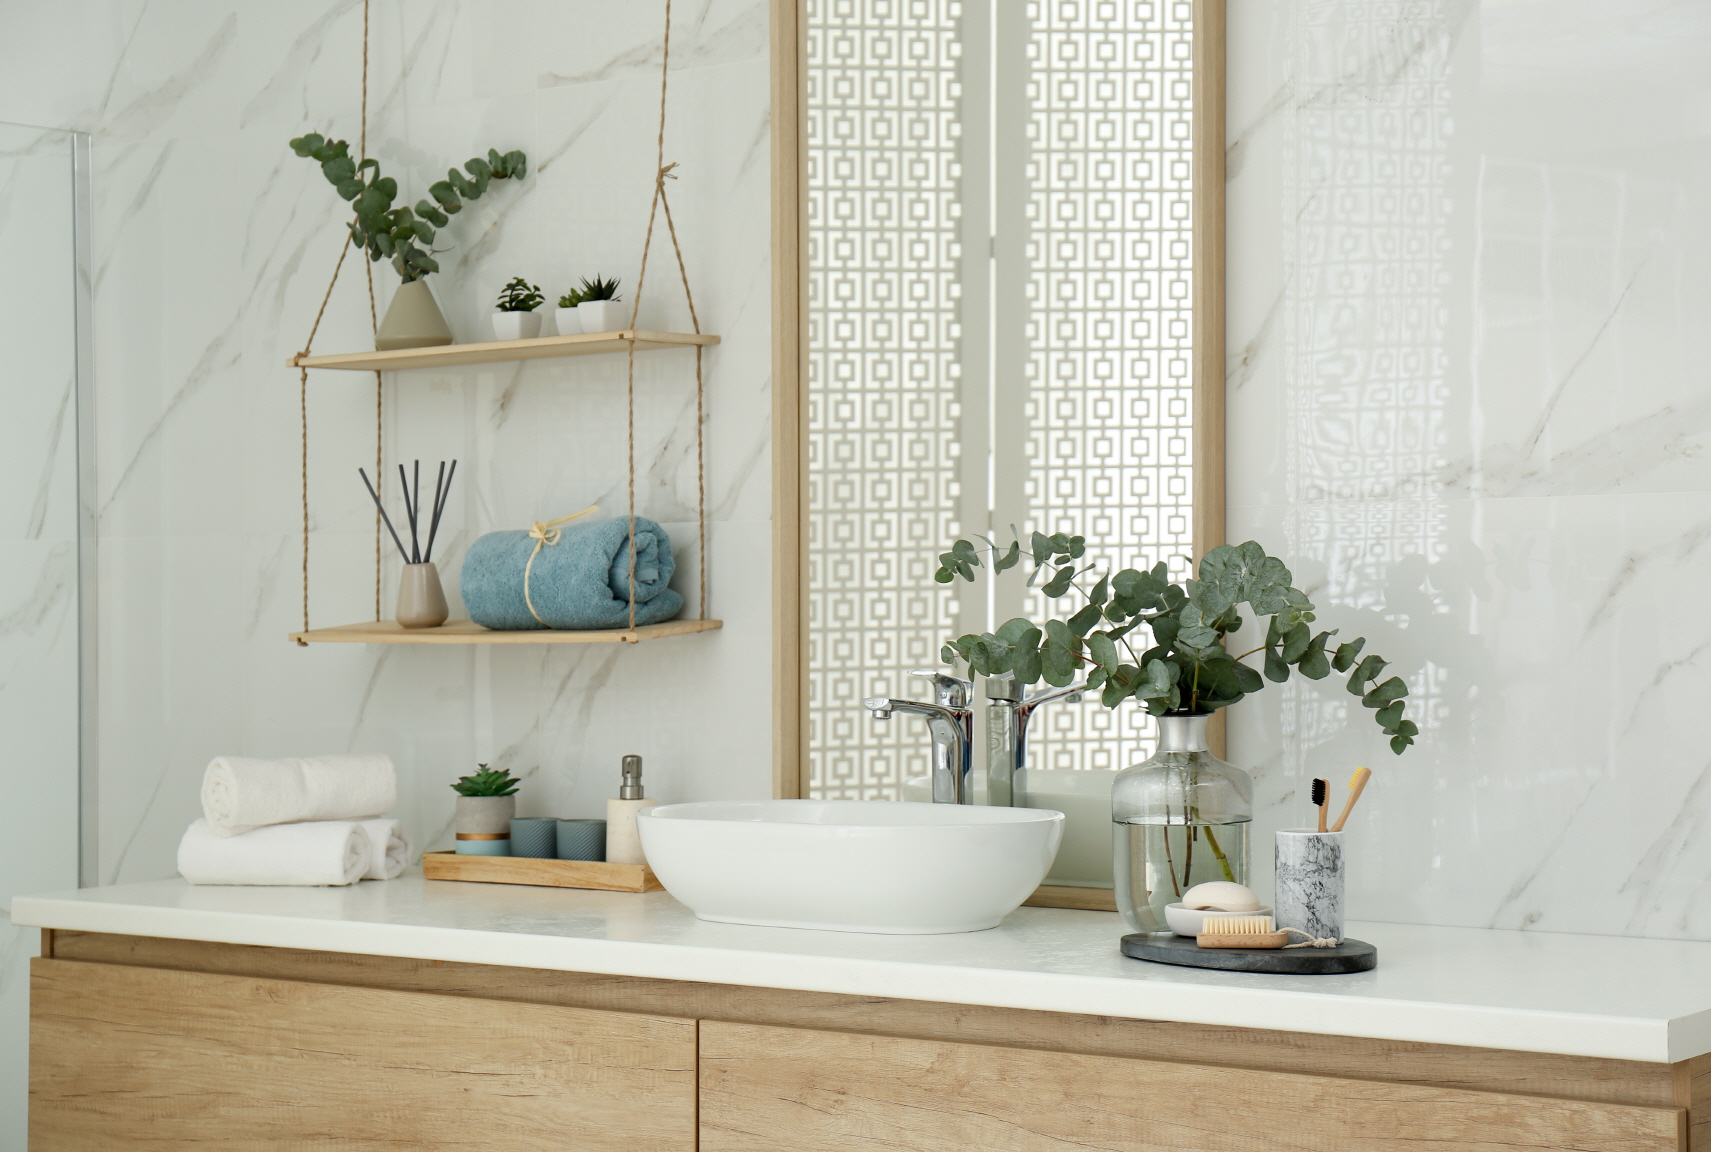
606;755;659;865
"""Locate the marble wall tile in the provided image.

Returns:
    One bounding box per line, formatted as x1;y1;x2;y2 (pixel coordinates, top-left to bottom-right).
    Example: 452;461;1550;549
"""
1226;0;1711;940
0;0;774;892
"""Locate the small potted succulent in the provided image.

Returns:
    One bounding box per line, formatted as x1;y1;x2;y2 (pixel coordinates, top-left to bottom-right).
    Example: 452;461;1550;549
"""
491;277;545;341
452;764;521;856
573;275;625;334
555;286;586;335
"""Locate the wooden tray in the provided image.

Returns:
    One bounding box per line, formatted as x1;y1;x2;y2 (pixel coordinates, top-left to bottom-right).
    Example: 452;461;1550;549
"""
422;851;663;893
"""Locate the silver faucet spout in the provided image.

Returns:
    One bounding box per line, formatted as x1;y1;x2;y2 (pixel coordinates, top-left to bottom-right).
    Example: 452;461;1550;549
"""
985;678;1088;807
862;696;974;804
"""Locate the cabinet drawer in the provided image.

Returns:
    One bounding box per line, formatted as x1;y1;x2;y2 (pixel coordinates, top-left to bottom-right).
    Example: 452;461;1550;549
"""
31;958;696;1151
700;1020;1683;1152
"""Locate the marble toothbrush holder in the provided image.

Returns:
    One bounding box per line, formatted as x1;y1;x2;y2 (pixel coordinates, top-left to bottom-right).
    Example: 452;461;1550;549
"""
1274;829;1344;942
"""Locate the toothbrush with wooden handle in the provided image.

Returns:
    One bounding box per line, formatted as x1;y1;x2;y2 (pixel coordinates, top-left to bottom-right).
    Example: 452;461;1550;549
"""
1311;778;1328;832
1330;767;1372;832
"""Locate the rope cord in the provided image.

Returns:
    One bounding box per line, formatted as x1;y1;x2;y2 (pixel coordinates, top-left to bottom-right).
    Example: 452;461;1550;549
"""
361;0;382;624
297;0;374;639
625;0;708;627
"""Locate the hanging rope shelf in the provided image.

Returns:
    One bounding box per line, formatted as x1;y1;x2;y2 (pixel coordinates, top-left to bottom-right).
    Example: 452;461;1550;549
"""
287;329;718;373
289;0;718;647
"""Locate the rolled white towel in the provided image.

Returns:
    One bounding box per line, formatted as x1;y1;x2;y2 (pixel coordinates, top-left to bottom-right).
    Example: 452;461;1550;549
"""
201;754;397;838
358;818;413;880
177;818;368;886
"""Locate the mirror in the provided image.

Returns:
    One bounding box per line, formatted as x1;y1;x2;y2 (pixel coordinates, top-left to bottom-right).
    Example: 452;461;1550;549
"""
790;2;1224;906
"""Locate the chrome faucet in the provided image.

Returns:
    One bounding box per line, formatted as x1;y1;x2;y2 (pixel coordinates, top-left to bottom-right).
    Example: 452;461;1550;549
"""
863;670;974;804
985;677;1087;806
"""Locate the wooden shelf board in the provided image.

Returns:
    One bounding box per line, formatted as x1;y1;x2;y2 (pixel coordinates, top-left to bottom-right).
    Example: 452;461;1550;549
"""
288;329;720;372
290;618;723;645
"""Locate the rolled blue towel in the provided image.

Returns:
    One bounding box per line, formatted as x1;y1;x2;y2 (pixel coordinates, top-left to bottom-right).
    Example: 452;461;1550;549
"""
460;515;684;631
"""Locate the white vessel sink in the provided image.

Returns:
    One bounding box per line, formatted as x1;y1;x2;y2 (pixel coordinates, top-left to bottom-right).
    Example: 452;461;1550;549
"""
636;799;1064;934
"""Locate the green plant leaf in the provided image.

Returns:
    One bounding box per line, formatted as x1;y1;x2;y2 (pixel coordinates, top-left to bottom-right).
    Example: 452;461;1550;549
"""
1264;648;1289;682
1390;732;1414;755
1030;531;1052;566
1041;619;1081;686
1088;631;1120;674
993;540;1021;572
1347;654;1388;696
1374;701;1405;729
1297;635;1332;680
1042;564;1077;598
1280;621;1311;662
1144;614;1179;646
1067;603;1104;637
320;155;355;185
1332;638;1366;672
1362;675;1409;710
1088;573;1109;606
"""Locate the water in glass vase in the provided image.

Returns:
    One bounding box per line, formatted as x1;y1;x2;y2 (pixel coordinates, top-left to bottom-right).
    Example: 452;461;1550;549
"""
1114;818;1252;933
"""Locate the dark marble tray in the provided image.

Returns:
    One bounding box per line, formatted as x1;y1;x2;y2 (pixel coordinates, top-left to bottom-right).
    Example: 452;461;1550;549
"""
1121;932;1378;974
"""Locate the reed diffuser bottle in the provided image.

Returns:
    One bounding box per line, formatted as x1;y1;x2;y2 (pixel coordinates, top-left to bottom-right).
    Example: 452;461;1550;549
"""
1112;713;1253;933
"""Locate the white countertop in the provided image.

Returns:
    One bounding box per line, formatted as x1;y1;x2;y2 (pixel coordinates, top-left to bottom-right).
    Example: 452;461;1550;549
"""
16;876;1711;1063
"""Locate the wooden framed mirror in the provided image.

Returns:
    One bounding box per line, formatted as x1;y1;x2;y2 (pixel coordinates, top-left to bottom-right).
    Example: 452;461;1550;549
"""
770;0;1225;911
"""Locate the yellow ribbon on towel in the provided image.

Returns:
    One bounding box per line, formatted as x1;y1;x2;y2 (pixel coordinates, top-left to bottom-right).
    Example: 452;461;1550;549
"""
522;505;599;626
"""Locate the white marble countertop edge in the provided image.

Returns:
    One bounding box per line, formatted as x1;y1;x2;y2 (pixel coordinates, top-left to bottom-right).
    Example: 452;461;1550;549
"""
14;892;1698;1064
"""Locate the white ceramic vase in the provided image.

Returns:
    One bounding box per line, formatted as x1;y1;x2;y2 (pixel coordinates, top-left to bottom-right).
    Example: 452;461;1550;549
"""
576;299;627;333
554;305;583;335
490;311;543;341
375;280;454;350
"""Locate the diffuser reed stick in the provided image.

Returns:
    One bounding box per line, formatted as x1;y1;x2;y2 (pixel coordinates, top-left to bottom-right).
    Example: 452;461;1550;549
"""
359;460;458;565
358;468;411;563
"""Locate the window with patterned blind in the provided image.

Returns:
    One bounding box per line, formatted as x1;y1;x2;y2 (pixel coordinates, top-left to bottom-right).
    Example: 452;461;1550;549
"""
806;0;1212;802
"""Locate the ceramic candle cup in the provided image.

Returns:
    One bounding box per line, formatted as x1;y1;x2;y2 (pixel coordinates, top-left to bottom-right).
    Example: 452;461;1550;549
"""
509;817;558;859
1274;828;1344;942
556;818;607;862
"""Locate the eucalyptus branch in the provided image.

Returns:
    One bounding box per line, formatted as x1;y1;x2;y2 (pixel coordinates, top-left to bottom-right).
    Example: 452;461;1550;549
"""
935;534;1419;755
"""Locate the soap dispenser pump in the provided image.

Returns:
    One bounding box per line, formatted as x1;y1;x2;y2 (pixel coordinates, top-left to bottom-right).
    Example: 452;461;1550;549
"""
606;755;659;865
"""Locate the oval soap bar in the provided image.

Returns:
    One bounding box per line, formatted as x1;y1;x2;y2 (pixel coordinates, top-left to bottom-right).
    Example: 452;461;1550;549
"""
1181;881;1261;912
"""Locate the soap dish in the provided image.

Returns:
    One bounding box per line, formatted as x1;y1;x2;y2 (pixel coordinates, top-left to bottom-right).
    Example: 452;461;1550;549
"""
1121;931;1378;974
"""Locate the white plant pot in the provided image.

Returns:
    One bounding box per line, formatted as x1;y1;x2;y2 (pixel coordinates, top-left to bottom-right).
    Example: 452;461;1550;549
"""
554;306;583;335
491;311;543;341
577;300;628;334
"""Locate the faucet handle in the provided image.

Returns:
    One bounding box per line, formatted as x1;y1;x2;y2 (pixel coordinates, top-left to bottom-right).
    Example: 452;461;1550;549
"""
862;697;895;720
908;669;971;708
984;676;1024;702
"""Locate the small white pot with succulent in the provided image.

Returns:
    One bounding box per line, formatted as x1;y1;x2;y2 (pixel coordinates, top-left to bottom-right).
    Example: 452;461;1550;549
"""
573;275;626;334
554;286;585;335
490;276;544;340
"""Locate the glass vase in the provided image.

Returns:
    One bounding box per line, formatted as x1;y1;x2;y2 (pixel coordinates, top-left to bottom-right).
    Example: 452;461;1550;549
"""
1112;713;1253;933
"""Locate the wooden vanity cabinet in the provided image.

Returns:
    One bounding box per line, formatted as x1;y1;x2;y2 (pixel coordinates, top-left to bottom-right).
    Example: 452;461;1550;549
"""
29;956;697;1151
700;1021;1684;1152
29;931;1709;1152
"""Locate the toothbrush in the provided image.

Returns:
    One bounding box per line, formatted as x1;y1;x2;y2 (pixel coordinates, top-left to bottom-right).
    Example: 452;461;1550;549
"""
1312;778;1328;832
1330;767;1372;833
